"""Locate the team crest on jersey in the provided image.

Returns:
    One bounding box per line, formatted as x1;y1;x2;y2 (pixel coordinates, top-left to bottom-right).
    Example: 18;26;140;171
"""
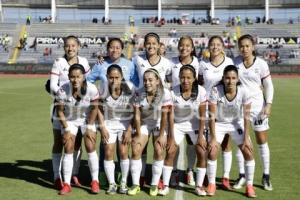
254;68;259;74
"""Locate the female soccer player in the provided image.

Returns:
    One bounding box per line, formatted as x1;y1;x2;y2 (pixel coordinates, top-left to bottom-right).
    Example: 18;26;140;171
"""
132;32;173;186
159;65;207;196
88;37;138;87
97;64;134;195
207;65;256;198
198;35;234;189
170;36;200;186
50;35;90;189
133;32;173;88
87;37;138;185
56;64;99;195
233;34;274;191
127;68;172;196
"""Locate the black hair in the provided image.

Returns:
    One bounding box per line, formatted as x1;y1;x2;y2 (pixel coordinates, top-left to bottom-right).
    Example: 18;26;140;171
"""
179;64;199;100
143;68;164;105
178;36;196;57
219;65;241;86
68;63;87;101
64;35;80;46
144;32;160;45
107;38;124;51
238;34;256;56
106;64;132;96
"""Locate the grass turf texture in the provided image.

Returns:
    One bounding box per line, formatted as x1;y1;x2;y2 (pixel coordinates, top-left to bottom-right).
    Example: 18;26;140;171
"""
0;77;299;200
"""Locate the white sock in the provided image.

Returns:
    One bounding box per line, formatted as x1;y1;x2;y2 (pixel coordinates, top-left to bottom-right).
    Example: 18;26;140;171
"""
259;143;270;175
236;149;245;174
62;153;73;184
222;151;232;178
104;160;115;184
88;151;99;181
196;167;206;187
187;144;196;170
141;153;147;177
131;159;142;186
120;159;130;184
52;153;62;180
207;160;217;184
245;160;255;185
162;165;173;186
72;150;82;176
151;160;164;186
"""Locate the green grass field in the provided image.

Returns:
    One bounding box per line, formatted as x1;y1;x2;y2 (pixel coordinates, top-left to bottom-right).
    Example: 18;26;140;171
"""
0;76;300;200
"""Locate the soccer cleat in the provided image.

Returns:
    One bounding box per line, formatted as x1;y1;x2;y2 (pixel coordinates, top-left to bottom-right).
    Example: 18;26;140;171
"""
158;178;164;189
149;185;158;196
245;185;257;198
127;185;140;196
195;186;207;196
71;175;82;187
90;180;100;194
59;183;72;195
170;171;179;187
207;183;216;196
54;178;63;190
158;185;170;196
222;177;231;190
186;170;196;186
119;182;128;194
262;174;273;191
233;175;246;189
106;183;117;195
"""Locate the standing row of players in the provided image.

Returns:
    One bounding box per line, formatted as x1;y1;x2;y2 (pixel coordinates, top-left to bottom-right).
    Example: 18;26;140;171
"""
48;33;274;198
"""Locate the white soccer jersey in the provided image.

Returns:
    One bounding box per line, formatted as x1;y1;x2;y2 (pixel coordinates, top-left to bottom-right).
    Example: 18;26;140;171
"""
171;85;207;131
209;84;251;124
171;56;199;88
133;54;173;88
198;56;233;94
234;56;270;101
134;88;172;127
50;56;90;94
99;81;135;130
56;82;99;123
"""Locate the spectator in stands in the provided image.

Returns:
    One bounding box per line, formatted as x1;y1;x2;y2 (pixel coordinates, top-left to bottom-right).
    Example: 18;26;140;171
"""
92;18;98;23
26;15;31;25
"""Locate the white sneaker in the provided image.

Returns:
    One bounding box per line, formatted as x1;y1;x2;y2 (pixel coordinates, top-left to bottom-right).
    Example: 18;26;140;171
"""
195;186;206;196
186;170;195;186
119;182;128;194
233;176;246;189
158;186;170;196
262;174;273;191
